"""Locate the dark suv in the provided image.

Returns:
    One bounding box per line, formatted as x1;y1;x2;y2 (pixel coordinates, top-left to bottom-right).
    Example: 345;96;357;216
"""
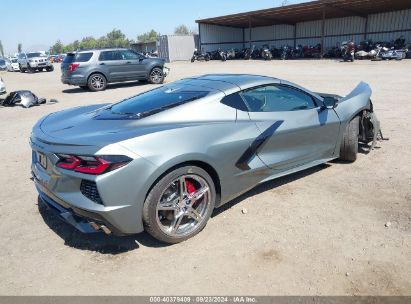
61;48;170;91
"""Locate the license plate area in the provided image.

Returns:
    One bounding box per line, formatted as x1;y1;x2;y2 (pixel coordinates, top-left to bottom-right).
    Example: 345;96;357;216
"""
37;152;48;169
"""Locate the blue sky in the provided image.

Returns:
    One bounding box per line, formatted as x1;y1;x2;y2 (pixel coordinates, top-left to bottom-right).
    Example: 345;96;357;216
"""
0;0;309;55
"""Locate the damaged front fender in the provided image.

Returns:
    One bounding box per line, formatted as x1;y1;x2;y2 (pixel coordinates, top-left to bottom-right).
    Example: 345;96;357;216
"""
334;82;382;152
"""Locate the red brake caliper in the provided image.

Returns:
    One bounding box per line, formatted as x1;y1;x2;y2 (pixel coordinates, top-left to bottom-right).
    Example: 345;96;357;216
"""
185;179;196;195
185;179;199;207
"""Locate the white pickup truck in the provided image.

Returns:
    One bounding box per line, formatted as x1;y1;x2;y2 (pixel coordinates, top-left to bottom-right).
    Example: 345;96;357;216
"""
17;52;54;73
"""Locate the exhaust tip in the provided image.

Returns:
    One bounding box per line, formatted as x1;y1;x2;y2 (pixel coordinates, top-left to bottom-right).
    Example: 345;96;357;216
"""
100;225;111;235
89;221;111;235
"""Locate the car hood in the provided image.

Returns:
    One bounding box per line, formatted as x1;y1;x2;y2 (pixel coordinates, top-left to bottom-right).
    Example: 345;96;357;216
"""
36;104;187;147
145;57;165;65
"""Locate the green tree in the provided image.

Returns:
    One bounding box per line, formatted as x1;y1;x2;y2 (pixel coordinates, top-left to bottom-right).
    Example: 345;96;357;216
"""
137;30;158;42
49;40;64;54
18;43;22;53
174;24;190;35
78;36;98;50
0;41;4;57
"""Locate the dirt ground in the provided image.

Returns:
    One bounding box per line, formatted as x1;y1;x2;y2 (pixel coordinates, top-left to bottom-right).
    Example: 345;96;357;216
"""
0;60;410;296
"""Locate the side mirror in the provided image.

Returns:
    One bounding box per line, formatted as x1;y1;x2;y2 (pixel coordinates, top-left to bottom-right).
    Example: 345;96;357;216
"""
321;96;337;110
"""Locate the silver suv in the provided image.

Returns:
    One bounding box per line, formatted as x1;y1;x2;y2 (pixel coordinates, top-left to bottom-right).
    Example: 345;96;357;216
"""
61;48;170;91
18;52;54;73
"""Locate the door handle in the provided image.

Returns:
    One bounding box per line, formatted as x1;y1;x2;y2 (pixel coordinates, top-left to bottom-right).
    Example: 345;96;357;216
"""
126;61;132;64
99;63;105;65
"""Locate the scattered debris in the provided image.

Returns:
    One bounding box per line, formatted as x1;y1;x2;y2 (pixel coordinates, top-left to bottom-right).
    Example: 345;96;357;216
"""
1;90;58;108
345;272;350;277
385;221;391;227
241;208;248;214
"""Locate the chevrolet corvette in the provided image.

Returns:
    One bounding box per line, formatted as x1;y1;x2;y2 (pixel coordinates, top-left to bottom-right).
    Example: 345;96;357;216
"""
31;74;380;243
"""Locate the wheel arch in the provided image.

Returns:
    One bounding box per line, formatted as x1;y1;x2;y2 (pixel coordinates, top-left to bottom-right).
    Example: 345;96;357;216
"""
144;160;222;207
86;70;109;83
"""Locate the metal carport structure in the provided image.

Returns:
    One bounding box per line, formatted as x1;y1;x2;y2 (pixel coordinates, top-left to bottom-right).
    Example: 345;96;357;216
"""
196;0;411;54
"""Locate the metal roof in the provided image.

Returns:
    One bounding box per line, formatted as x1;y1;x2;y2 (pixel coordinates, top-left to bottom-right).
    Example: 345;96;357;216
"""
196;0;411;28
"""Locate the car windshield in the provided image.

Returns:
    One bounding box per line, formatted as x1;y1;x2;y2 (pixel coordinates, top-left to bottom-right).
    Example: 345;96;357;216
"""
111;86;210;116
11;59;17;63
27;53;44;58
0;59;5;65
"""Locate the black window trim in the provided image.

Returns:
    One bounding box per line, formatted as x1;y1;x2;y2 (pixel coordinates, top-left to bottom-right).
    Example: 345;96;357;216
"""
239;83;322;112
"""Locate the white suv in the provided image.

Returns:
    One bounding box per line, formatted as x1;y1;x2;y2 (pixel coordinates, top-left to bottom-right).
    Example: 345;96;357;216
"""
18;52;54;73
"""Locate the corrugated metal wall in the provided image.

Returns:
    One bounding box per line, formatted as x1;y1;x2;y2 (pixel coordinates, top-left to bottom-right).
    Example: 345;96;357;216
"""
131;41;157;53
158;35;198;62
167;35;197;62
367;9;411;42
199;8;411;52
200;23;243;51
245;24;295;47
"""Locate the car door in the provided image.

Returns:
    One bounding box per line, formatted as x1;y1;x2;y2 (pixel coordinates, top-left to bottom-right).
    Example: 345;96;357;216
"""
242;84;340;172
98;50;128;81
120;50;146;79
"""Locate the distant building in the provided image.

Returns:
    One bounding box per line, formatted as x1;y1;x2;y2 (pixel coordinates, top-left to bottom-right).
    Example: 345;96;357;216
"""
196;0;411;53
131;35;199;62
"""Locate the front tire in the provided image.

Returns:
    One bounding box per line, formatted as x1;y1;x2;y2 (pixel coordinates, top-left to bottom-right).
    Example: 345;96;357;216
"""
339;117;360;161
148;67;164;84
143;166;216;244
46;66;54;72
87;73;107;91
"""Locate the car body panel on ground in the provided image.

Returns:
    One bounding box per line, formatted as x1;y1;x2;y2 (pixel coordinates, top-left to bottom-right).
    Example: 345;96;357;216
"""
0;78;6;95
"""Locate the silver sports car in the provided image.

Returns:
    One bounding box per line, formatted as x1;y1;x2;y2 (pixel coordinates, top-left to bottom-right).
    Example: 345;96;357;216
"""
31;74;380;243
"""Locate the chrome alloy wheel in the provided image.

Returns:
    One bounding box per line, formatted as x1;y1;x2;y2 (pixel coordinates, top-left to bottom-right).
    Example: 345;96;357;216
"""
150;68;163;83
156;175;211;237
90;75;105;90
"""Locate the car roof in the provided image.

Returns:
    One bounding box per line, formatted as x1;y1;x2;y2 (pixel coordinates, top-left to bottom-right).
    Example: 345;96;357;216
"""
183;74;280;91
177;74;323;101
73;48;130;53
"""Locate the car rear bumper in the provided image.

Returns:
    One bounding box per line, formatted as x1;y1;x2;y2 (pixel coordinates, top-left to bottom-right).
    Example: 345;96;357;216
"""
61;74;87;86
34;179;137;236
37;184;102;234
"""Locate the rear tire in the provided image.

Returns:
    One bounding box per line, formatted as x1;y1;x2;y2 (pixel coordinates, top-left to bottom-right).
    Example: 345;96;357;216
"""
339;117;360;162
87;73;107;91
143;166;216;244
46;66;54;72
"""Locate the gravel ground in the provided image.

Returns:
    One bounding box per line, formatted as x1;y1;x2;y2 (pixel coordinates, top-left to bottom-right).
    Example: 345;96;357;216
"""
0;60;410;295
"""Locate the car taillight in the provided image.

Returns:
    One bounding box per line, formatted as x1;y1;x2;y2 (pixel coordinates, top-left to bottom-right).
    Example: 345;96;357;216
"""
56;154;132;175
68;63;79;73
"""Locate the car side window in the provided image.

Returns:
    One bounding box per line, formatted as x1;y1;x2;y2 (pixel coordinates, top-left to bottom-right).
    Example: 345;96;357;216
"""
99;51;122;61
120;50;140;60
221;92;249;111
241;85;317;112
